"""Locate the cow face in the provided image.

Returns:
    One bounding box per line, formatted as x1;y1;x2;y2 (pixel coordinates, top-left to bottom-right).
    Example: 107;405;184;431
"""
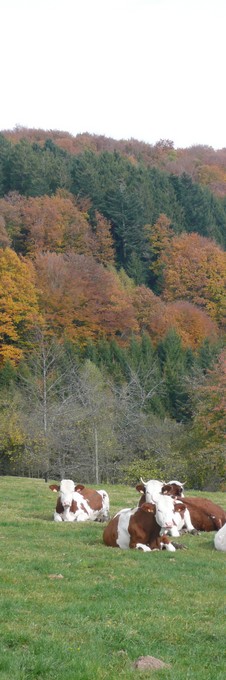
136;479;163;503
49;479;75;509
154;495;176;530
162;480;185;498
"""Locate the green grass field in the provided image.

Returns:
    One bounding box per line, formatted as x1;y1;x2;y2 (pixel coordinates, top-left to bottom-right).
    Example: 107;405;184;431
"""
0;477;226;680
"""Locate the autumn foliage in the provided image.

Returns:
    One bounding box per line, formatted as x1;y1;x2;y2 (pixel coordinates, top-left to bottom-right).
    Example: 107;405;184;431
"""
160;232;226;326
0;248;39;363
34;252;138;345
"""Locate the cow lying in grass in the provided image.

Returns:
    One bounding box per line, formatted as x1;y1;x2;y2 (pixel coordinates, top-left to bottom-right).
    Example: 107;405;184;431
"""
49;479;110;522
136;479;195;536
136;479;226;535
175;496;226;532
103;494;186;552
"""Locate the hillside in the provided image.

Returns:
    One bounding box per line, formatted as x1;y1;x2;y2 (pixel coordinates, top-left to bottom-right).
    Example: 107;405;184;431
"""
0;127;225;487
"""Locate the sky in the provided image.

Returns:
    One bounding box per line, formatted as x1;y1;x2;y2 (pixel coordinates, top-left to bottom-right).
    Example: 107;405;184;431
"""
1;0;226;150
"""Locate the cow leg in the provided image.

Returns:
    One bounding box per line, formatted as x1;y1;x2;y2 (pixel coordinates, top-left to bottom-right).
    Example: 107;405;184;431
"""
159;535;176;552
54;512;63;522
63;508;76;522
135;543;152;552
160;541;176;552
184;508;196;533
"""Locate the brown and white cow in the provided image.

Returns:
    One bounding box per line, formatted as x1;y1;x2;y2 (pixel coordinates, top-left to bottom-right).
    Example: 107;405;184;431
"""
103;494;186;552
175;496;226;532
49;479;110;522
135;478;192;537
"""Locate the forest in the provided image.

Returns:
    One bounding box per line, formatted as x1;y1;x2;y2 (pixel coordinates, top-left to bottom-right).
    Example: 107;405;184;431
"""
0;127;225;489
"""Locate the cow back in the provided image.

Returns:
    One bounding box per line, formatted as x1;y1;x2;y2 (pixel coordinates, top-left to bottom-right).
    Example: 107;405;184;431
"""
179;496;226;531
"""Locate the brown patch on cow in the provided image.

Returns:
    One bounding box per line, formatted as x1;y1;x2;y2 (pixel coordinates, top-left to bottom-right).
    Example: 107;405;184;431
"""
162;482;183;497
176;496;226;532
103;515;120;547
136;483;145;494
129;503;172;550
55;497;64;514
78;488;103;512
133;655;171;670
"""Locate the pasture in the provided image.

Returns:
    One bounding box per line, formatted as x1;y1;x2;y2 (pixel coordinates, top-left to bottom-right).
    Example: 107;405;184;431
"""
0;477;226;680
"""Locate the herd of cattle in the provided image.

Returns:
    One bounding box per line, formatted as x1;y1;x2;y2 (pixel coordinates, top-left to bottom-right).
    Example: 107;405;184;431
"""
49;477;226;553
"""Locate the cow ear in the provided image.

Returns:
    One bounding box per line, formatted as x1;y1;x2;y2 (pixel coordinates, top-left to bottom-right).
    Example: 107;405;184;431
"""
136;483;145;494
75;484;85;492
49;484;60;492
162;484;170;494
141;503;154;513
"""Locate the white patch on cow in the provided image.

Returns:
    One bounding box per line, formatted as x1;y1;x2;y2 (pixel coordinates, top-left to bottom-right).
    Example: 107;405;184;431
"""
71;491;92;521
160;541;176;552
54;512;63;522
136;543;151;551
116;507;137;549
97;490;110;520
214;523;226;552
154;494;175;529
182;507;196;532
143;480;163;503
59;479;75;510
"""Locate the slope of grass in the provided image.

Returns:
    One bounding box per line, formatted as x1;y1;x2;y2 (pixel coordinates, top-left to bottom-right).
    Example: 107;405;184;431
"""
0;477;226;680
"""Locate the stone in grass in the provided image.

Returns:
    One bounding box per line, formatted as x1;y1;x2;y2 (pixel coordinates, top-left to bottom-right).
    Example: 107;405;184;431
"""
48;573;64;579
133;655;171;671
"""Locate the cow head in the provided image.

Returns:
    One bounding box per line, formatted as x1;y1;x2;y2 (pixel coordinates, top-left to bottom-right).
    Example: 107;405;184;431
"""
136;478;164;503
162;480;185;498
49;479;76;509
154;494;178;529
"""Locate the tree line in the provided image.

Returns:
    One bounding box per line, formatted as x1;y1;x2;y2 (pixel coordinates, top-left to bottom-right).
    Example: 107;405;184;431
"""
0;130;225;488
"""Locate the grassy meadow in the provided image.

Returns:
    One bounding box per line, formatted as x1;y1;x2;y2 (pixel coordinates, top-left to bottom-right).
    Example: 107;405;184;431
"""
0;477;226;680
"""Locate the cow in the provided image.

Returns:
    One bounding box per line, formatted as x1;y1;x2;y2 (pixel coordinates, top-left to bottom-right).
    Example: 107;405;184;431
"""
135;478;191;537
214;523;226;552
49;479;110;522
175;496;226;532
103;494;186;552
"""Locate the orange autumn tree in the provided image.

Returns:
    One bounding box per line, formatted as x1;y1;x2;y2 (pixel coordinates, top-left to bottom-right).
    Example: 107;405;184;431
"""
34;252;138;345
132;286;218;349
91;211;115;266
144;213;174;288
0;247;40;364
0;190;94;257
160;301;218;349
160;232;226;327
17;190;94;256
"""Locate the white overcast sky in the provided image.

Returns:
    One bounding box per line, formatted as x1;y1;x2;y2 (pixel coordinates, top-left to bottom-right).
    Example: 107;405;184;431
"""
1;0;226;149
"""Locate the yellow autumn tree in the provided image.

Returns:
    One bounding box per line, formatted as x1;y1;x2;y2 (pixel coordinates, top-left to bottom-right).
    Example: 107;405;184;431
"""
0;247;40;364
160;232;226;327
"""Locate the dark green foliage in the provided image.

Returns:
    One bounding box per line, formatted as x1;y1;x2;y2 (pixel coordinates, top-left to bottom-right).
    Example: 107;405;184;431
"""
197;338;222;373
0;138;71;198
0;134;12;195
170;172;226;247
157;329;195;422
0;360;17;387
